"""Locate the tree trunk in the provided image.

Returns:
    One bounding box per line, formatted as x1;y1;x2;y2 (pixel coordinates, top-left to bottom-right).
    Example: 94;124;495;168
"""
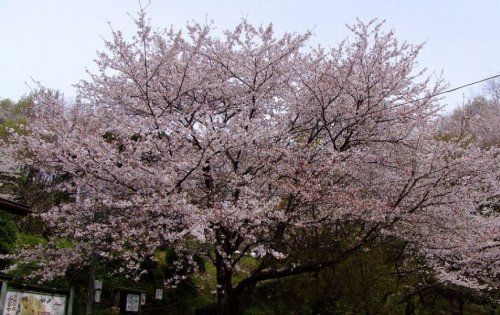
216;255;243;315
218;286;250;315
405;296;415;315
217;273;256;315
457;293;465;315
219;294;243;315
213;223;249;315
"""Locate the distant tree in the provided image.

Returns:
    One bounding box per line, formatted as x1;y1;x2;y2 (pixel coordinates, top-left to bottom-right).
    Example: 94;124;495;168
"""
0;97;32;195
486;79;500;102
443;95;500;149
4;13;499;314
0;97;32;133
0;96;61;214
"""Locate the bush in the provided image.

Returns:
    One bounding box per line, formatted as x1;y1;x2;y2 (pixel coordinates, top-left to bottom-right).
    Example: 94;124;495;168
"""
0;212;18;269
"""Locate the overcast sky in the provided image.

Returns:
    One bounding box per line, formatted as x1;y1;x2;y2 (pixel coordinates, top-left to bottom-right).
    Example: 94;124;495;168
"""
1;0;499;111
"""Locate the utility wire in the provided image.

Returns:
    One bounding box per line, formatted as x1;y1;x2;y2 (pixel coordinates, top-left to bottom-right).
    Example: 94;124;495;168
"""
400;73;500;106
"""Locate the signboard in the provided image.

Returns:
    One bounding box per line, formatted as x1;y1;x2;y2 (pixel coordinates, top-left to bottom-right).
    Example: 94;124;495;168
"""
94;280;103;290
155;289;163;300
125;294;140;312
3;290;67;315
140;293;146;306
94;290;101;303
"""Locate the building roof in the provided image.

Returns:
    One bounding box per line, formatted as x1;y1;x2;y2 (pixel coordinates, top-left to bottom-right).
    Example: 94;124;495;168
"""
0;197;31;216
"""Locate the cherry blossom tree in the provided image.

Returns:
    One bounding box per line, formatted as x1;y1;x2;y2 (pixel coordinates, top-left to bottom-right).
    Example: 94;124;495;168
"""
443;86;500;149
3;13;499;313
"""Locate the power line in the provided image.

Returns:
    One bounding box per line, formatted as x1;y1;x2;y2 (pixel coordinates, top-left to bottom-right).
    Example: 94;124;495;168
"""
400;73;500;106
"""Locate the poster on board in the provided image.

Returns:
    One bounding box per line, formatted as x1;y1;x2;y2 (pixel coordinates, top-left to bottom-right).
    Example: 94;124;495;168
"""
3;290;67;315
125;294;140;312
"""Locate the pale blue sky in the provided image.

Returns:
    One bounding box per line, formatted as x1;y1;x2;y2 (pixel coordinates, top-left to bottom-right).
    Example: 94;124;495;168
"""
1;0;499;111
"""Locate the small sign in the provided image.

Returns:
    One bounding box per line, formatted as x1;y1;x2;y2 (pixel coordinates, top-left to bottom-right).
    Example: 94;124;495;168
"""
155;289;163;300
126;294;140;312
94;290;101;303
94;280;103;290
140;293;146;306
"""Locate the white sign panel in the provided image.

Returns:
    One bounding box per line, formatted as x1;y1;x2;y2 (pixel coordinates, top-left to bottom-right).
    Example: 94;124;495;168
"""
125;294;140;312
3;290;67;315
94;290;101;303
140;293;146;306
155;289;163;300
94;280;102;290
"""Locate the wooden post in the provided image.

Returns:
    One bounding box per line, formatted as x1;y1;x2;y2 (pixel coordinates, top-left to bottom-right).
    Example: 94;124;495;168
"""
0;280;8;314
85;257;97;315
67;286;75;315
